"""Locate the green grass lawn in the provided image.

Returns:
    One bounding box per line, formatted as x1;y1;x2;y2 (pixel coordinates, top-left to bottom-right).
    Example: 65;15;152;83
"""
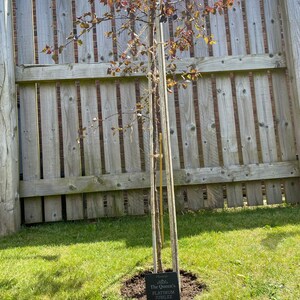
0;205;300;299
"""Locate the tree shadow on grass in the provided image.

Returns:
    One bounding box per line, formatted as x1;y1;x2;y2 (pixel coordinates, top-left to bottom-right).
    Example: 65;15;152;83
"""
28;269;85;300
0;205;299;250
0;279;17;290
261;230;300;250
16;256;152;300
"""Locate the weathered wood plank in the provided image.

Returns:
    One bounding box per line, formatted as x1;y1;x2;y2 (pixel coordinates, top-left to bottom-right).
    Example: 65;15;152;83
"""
36;0;55;64
173;1;203;210
114;7;144;215
253;73;282;203
36;0;62;221
247;0;282;203
197;77;224;208
56;0;82;221
75;0;94;63
228;0;263;206
235;76;263;205
39;83;62;221
120;81;144;215
75;0;101;219
134;4;148;62
194;0;224;209
56;0;75;64
0;0;20;235
19;86;43;223
100;81;124;216
95;1;112;62
16;0;43;224
209;0;244;207
215;77;244;207
280;0;300;159
15;0;35;65
167;90;185;210
264;0;300;203
80;81;104;219
245;0;282;204
15;54;286;83
19;161;300;198
271;72;300;203
60;82;83;220
178;84;204;210
115;5;129;59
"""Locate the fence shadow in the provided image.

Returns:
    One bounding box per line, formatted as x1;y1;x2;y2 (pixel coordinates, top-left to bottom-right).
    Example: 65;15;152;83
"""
0;205;299;250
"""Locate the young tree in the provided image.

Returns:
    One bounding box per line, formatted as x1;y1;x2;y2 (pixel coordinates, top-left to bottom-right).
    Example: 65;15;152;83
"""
44;0;234;285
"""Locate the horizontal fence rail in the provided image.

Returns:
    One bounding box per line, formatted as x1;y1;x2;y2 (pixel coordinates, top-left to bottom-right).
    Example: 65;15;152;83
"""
20;161;299;198
15;54;286;83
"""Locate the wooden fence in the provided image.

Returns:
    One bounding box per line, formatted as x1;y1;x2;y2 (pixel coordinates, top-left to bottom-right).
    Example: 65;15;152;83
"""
3;0;300;227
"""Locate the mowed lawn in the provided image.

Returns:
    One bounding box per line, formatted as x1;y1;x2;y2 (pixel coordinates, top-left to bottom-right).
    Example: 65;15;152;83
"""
0;205;299;299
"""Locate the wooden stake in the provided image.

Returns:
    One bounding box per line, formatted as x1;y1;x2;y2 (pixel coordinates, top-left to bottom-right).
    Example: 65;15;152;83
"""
148;6;157;273
156;11;180;284
159;133;164;247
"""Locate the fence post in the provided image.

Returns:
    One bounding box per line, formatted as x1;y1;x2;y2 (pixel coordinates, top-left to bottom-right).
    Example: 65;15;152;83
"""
280;0;300;161
0;0;20;236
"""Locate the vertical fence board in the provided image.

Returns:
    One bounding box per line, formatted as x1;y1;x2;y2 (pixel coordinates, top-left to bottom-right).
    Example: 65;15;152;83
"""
120;81;144;215
197;78;224;208
100;82;124;216
95;2;112;62
74;0;101;219
39;84;62;221
271;74;300;203
209;1;244;207
174;2;204;210
75;0;94;63
80;82;104;218
115;7;129;59
61;83;83;220
167;91;185;211
56;0;75;63
264;0;300;203
178;85;204;210
253;74;282;203
115;10;143;215
228;1;263;206
16;0;43;223
56;0;83;220
280;0;300;163
19;86;43;222
235;76;263;205
245;0;282;204
195;0;224;208
36;0;62;222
